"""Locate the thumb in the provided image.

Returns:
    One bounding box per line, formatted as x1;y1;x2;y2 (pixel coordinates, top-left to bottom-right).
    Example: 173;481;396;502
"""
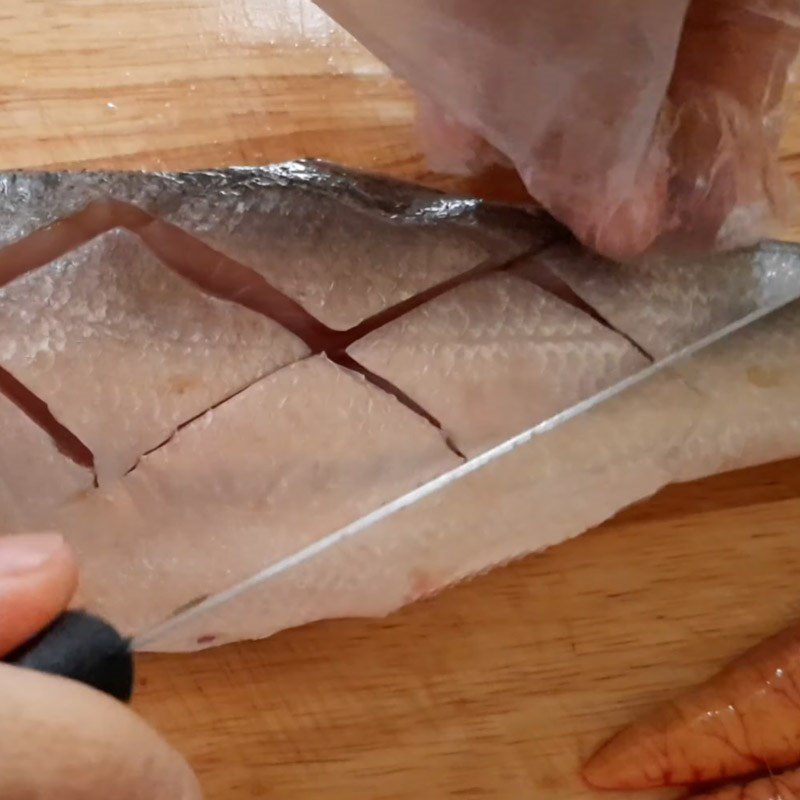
0;532;78;656
0;532;202;800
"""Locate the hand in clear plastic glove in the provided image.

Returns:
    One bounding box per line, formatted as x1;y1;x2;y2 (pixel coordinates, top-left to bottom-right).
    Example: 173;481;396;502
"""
317;0;800;259
0;533;201;800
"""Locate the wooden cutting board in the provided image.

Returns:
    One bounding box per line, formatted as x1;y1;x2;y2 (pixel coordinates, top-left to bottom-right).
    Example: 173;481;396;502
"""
3;3;800;798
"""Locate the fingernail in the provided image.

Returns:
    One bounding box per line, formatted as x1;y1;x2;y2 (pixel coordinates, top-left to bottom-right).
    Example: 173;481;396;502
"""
0;533;65;577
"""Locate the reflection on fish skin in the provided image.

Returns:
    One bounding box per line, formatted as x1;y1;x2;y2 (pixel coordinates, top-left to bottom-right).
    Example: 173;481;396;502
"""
0;164;797;654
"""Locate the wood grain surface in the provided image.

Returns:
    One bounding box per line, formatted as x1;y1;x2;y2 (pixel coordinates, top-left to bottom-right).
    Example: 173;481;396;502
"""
3;3;800;798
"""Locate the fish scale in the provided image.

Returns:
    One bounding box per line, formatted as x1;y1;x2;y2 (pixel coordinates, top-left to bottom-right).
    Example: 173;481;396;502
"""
0;228;309;486
135;288;800;653
0;162;796;660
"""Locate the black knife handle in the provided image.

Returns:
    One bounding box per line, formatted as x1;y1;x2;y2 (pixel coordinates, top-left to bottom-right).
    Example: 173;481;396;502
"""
3;610;134;702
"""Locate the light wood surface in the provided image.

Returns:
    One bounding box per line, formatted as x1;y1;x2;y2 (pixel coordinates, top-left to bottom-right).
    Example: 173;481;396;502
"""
3;3;800;798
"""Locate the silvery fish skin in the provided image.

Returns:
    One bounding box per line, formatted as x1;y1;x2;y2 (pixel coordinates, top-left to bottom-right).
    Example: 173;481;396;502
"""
0;160;797;651
0;162;548;330
0;229;309;485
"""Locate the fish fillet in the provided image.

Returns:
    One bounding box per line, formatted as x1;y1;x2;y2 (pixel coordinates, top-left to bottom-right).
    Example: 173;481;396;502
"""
0;162;796;652
144;369;699;651
541;241;800;358
670;300;800;481
0;163;551;330
0;229;308;484
536;241;800;480
0;392;92;532
348;271;650;456
57;355;459;636
139;299;800;652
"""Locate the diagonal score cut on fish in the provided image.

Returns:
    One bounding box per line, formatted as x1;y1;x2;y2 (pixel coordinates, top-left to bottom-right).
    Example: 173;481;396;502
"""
132;288;800;651
0;161;798;652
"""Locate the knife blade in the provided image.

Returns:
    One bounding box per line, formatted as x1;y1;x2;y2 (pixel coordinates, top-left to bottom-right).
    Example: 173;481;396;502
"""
7;284;800;700
132;285;800;649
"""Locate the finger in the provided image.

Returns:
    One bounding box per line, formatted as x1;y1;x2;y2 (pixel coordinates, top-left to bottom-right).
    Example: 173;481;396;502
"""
667;0;800;246
672;0;799;119
0;532;78;656
540;137;671;261
319;0;690;258
0;534;202;798
0;662;201;800
415;94;511;177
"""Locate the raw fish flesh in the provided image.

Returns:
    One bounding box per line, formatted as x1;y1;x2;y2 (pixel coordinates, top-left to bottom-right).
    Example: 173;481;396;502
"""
0;392;91;531
0;164;546;330
0;161;797;651
348;271;650;456
142;300;800;652
143;368;698;651
541;241;800;359
59;355;458;635
584;618;800;789
0;229;308;484
542;243;800;480
691;769;800;800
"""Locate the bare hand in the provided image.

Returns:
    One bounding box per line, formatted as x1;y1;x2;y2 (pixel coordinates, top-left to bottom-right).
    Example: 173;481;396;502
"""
0;533;201;800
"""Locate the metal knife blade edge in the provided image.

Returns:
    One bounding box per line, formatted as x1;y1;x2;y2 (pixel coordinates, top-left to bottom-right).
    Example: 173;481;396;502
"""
133;288;800;650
